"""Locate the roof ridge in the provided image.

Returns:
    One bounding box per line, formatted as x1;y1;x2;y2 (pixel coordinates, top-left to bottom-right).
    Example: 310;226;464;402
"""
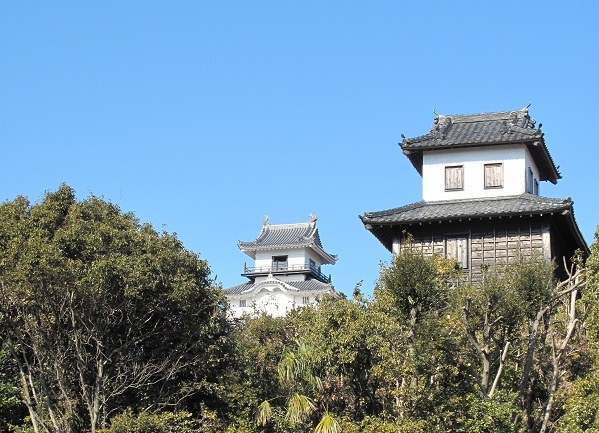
437;107;529;122
267;222;311;229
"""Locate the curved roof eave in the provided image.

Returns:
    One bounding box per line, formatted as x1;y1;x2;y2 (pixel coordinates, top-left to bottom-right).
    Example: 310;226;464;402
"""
238;242;337;264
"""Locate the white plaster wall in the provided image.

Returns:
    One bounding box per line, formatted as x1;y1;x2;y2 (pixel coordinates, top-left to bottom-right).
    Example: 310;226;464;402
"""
227;286;330;318
254;248;323;270
305;250;324;267
254;249;305;270
226;288;294;318
523;148;541;195
254;288;295;316
254;274;306;283
422;145;534;201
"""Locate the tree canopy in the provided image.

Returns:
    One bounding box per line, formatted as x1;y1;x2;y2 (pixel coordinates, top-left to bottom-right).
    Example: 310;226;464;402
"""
0;185;597;433
0;185;230;433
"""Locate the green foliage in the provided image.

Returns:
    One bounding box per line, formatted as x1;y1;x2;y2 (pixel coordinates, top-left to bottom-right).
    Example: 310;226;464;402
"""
222;313;291;428
584;228;599;344
557;228;599;432
0;344;27;431
223;248;589;431
106;410;221;433
256;400;272;427
288;294;407;419
338;415;427;433
313;412;340;433
0;185;231;432
455;391;521;433
1;185;592;432
377;242;452;318
557;372;599;432
284;393;315;424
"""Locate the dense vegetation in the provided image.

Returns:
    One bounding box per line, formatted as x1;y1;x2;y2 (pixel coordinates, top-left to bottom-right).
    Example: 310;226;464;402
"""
0;185;597;432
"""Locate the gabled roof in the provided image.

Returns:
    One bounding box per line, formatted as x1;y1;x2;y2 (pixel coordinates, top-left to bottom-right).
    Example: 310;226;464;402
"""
361;194;589;255
223;276;334;296
401;107;560;183
238;217;337;264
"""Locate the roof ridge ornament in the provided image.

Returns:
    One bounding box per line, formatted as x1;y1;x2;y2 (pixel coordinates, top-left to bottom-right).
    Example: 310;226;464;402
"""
309;212;317;223
430;114;452;139
262;215;270;226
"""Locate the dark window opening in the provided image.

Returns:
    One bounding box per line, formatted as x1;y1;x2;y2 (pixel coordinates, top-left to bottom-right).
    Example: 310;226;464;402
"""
272;255;288;270
526;167;534;194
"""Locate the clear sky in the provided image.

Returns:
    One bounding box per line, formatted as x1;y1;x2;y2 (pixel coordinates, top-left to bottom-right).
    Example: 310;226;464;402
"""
1;2;598;296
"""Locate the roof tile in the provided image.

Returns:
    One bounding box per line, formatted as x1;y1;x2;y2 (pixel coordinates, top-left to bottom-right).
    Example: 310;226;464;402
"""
238;220;337;264
223;279;334;295
401;107;560;183
361;194;571;224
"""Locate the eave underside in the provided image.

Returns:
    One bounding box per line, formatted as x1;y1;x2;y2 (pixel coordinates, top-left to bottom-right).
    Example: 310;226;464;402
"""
364;212;588;261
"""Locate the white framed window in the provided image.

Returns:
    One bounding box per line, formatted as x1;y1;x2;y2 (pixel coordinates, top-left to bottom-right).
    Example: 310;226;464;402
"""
484;163;503;189
446;235;469;269
239;299;247;308
445;166;464;191
302;296;310;305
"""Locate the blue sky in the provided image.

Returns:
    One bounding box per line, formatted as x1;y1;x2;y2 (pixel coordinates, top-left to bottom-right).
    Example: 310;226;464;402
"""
1;2;598;296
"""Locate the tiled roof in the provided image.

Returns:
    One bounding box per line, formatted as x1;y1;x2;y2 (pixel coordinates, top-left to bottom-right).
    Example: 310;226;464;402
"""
404;108;541;147
238;219;337;264
401;107;560;183
361;194;571;225
223;278;334;296
361;194;589;256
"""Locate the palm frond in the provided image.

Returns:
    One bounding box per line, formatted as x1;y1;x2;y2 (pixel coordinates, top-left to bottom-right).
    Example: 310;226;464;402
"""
314;411;341;433
278;350;303;383
285;393;315;423
256;400;272;426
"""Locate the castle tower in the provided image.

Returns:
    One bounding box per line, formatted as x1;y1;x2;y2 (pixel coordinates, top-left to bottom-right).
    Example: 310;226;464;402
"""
224;215;337;317
361;107;588;280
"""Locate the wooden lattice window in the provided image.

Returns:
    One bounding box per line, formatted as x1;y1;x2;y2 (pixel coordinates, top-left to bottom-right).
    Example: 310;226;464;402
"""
484;163;503;188
445;166;464;191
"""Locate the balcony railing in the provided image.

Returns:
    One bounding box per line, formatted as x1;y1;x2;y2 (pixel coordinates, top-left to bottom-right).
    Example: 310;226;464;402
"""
243;263;331;283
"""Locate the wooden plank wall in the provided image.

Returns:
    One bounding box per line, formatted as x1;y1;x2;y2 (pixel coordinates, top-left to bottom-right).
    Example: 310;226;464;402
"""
398;219;550;281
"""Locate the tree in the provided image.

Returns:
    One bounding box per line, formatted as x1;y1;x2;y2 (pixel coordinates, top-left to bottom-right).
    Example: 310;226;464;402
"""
0;185;230;433
221;312;293;431
556;229;599;432
256;339;341;433
458;253;587;432
460;255;555;400
0;342;27;431
376;242;464;417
